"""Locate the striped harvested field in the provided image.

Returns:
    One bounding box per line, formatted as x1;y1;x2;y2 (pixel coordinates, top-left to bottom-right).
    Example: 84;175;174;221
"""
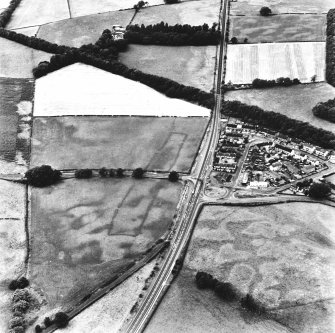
225;42;325;85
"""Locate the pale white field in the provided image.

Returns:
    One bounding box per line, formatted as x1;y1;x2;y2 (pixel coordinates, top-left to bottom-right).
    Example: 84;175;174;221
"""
7;0;70;29
226;42;325;85
12;25;40;37
58;261;156;333
69;0;164;18
0;180;26;333
34;63;210;117
0;37;51;78
0;0;10;10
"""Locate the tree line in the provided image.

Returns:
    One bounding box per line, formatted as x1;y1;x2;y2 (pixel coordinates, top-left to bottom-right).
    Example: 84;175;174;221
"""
326;9;335;86
252;77;301;89
312;98;335;123
195;272;265;314
0;0;21;28
125;22;220;46
221;100;335;149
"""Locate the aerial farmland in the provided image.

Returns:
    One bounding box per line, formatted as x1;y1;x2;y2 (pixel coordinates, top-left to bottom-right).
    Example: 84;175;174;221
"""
0;0;335;332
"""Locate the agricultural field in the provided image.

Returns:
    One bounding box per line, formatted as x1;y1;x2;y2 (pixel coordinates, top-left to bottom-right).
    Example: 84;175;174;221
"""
225;42;325;84
29;178;181;311
33;63;210;117
230;0;335;15
133;0;220;26
11;25;39;37
230;15;326;44
0;180;26;333
68;0;163;18
225;83;335;134
37;10;135;48
31;116;208;172
182;203;335;332
119;45;216;92
0;77;35;175
0;38;51;79
61;261;156;333
6;0;70;29
145;270;290;333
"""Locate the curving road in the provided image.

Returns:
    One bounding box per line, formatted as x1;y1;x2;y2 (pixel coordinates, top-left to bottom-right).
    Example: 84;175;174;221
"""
121;0;229;332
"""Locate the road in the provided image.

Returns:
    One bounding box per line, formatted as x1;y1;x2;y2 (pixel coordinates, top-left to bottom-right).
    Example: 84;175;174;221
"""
121;0;229;332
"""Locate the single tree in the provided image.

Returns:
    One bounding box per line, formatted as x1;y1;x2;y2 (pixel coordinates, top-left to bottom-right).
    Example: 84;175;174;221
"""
168;171;179;182
54;312;69;328
16;277;29;289
260;6;272;16
244;38;248;43
132;168;145;179
309;182;331;199
99;167;108;177
109;169;115;177
116;168;124;177
230;37;238;44
25;165;61;187
44;317;52;328
35;325;42;333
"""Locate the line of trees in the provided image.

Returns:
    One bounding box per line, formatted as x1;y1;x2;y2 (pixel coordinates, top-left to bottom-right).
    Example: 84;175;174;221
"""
0;0;21;28
326;9;335;86
312;98;335;123
125;22;220;46
252;77;300;89
221;100;335;149
0;27;214;109
195;272;265;314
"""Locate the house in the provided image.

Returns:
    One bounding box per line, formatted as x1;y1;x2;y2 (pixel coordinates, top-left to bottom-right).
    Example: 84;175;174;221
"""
112;25;126;40
329;155;335;164
301;144;316;154
314;148;330;159
241;172;249;185
249;181;268;189
302;165;315;174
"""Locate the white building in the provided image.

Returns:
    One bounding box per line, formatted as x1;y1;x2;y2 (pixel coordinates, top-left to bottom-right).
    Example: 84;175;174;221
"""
249;181;268;189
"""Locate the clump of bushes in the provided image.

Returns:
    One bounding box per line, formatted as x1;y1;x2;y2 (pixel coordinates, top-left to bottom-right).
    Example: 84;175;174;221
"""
116;168;124;177
54;312;69;328
309;182;331;199
125;22;220;46
132;167;145;179
99;167;109;177
260;6;272;16
168;170;179;182
195;272;236;301
9;277;29;291
25;165;61;187
241;293;266;314
75;169;93;179
312;98;335;123
252;77;300;89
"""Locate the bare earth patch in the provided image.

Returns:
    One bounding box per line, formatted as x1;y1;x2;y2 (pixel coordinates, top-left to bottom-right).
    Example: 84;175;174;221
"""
29;178;181;311
225;83;335;134
119;44;216;92
225;42;325;84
